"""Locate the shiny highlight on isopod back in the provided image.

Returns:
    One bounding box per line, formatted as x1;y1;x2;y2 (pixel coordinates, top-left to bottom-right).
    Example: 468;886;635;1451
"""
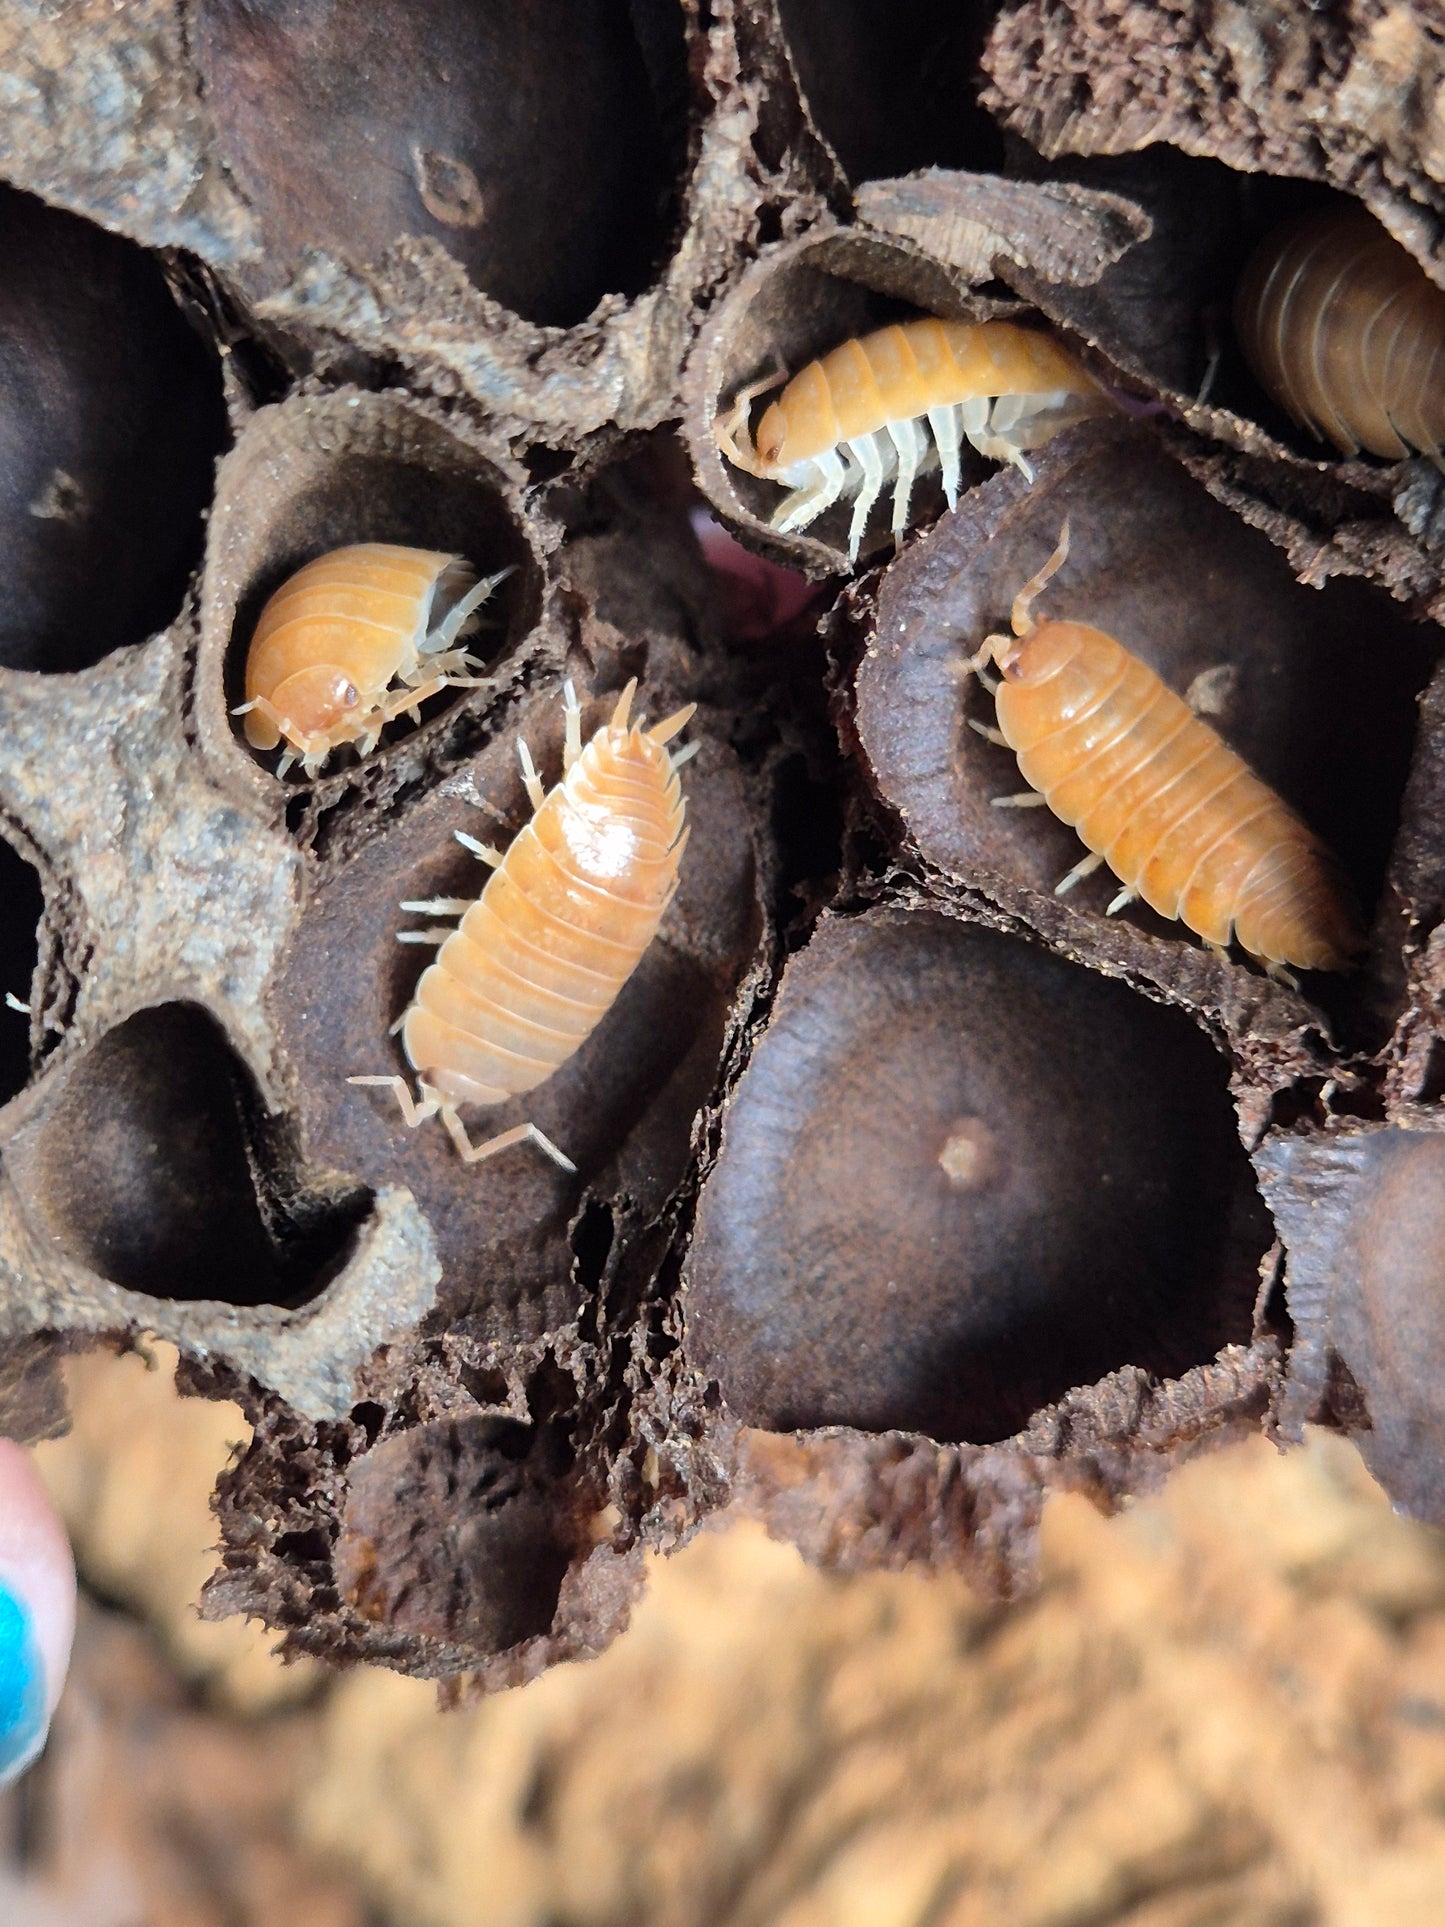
351;679;696;1170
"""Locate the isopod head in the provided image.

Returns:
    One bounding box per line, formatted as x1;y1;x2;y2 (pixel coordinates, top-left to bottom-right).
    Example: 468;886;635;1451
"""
751;400;790;472
242;665;361;752
990;617;1083;685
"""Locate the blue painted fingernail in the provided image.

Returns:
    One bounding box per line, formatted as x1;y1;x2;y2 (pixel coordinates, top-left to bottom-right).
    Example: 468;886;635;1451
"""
0;1580;46;1780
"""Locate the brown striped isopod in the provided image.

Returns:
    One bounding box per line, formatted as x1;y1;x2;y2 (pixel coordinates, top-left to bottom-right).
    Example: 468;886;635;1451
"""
968;525;1363;977
350;678;696;1168
234;542;510;777
1234;204;1445;461
716;317;1111;563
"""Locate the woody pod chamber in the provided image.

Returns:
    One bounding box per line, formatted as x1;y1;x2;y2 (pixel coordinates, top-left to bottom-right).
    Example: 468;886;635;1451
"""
1;1;1445;1685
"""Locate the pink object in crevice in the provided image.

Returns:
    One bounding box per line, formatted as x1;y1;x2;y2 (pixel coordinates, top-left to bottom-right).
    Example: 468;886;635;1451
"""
691;510;825;643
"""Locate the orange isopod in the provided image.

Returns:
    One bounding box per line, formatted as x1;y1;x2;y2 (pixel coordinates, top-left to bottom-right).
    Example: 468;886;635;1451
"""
716;317;1110;562
350;678;696;1168
235;542;509;777
968;525;1363;976
1234;203;1445;461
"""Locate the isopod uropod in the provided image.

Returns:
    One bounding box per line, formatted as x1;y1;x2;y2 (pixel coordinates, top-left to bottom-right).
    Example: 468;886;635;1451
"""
1234;204;1445;462
350;678;696;1169
235;542;510;777
716;317;1110;562
968;525;1363;977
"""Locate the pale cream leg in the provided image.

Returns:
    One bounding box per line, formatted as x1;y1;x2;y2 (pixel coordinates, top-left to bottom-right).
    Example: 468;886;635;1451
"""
1055;849;1106;896
347;1074;441;1129
441;1111;576;1174
927;404;963;511
518;740;546;812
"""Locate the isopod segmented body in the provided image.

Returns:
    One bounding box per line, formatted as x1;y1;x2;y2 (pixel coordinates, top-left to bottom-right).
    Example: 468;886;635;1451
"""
236;542;508;777
1234;204;1445;461
351;679;696;1168
716;318;1110;562
971;527;1363;975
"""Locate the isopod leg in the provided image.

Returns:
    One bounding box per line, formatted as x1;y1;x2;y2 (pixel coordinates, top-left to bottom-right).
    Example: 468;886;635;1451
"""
974;412;1036;482
927;405;963;511
647;703;697;748
886;417;928;538
844;433;888;562
375;676;448;726
517;739;546;812
771;451;846;538
967;718;1009;747
426;566;513;652
346;1074;441;1130
1106;886;1138;916
408;650;486;682
963;631;1009;683
441;1111;577;1175
959;396;989;452
661;824;691;888
563;681;584;770
1054;849;1106;896
991;792;1050;809
455;830;504;866
1195;333;1222;408
399;897;473;915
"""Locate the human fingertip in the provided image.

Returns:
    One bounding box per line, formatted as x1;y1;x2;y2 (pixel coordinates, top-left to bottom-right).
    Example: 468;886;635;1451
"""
0;1436;76;1785
0;1578;47;1782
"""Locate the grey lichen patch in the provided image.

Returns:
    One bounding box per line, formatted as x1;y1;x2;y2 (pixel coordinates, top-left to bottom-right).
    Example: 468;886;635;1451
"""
0;629;302;1084
0;0;258;259
178;1185;441;1420
0;1177;438;1423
